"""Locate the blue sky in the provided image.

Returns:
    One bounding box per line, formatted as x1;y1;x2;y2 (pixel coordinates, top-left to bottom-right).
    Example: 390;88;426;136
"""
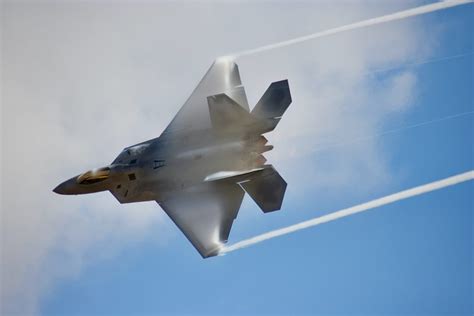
2;1;472;315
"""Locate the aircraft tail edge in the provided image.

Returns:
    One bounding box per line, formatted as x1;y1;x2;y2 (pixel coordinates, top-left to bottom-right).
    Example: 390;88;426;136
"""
240;166;287;213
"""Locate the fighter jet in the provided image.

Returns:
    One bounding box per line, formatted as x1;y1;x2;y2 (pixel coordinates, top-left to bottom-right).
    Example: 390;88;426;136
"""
54;58;292;258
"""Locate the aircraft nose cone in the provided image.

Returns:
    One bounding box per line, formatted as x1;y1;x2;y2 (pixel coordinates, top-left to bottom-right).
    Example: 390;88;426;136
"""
53;178;76;195
53;184;65;194
53;182;68;195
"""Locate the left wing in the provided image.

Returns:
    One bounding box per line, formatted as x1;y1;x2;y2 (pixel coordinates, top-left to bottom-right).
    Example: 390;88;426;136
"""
162;58;249;135
157;182;244;258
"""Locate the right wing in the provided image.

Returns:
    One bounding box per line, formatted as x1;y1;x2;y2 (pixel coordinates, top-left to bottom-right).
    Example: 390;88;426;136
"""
157;182;244;258
162;59;249;135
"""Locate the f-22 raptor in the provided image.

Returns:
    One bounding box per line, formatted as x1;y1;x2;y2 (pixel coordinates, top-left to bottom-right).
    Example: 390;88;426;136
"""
54;59;292;258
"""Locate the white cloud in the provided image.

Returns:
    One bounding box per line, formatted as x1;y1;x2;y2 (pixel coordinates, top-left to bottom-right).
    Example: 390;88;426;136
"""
1;1;436;314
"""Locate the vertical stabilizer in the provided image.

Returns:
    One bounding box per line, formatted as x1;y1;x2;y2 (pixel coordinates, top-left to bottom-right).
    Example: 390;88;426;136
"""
251;80;292;120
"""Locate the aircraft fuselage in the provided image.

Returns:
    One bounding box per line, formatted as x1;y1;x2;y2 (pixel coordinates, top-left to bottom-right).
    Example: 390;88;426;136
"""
54;127;272;204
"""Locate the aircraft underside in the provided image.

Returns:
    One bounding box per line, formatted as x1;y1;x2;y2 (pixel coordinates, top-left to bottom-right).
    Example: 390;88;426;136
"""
54;58;292;258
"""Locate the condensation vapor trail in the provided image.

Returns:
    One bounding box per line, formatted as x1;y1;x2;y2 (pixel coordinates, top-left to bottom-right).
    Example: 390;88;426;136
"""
364;51;473;76
226;0;473;59
309;110;474;154
219;170;474;255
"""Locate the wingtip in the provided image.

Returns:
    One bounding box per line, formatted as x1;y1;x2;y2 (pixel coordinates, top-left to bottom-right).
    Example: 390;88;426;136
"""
215;55;236;64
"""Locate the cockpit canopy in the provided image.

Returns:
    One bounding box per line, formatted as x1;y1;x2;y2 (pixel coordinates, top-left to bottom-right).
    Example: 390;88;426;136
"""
76;167;110;185
112;143;150;165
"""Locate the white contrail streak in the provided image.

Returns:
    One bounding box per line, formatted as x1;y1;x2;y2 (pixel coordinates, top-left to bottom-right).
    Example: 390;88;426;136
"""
364;51;473;76
219;170;474;255
228;0;473;59
309;110;474;153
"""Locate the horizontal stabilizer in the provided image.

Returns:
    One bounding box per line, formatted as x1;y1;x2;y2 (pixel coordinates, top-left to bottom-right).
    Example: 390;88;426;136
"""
208;94;256;129
240;166;287;213
251;80;292;120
